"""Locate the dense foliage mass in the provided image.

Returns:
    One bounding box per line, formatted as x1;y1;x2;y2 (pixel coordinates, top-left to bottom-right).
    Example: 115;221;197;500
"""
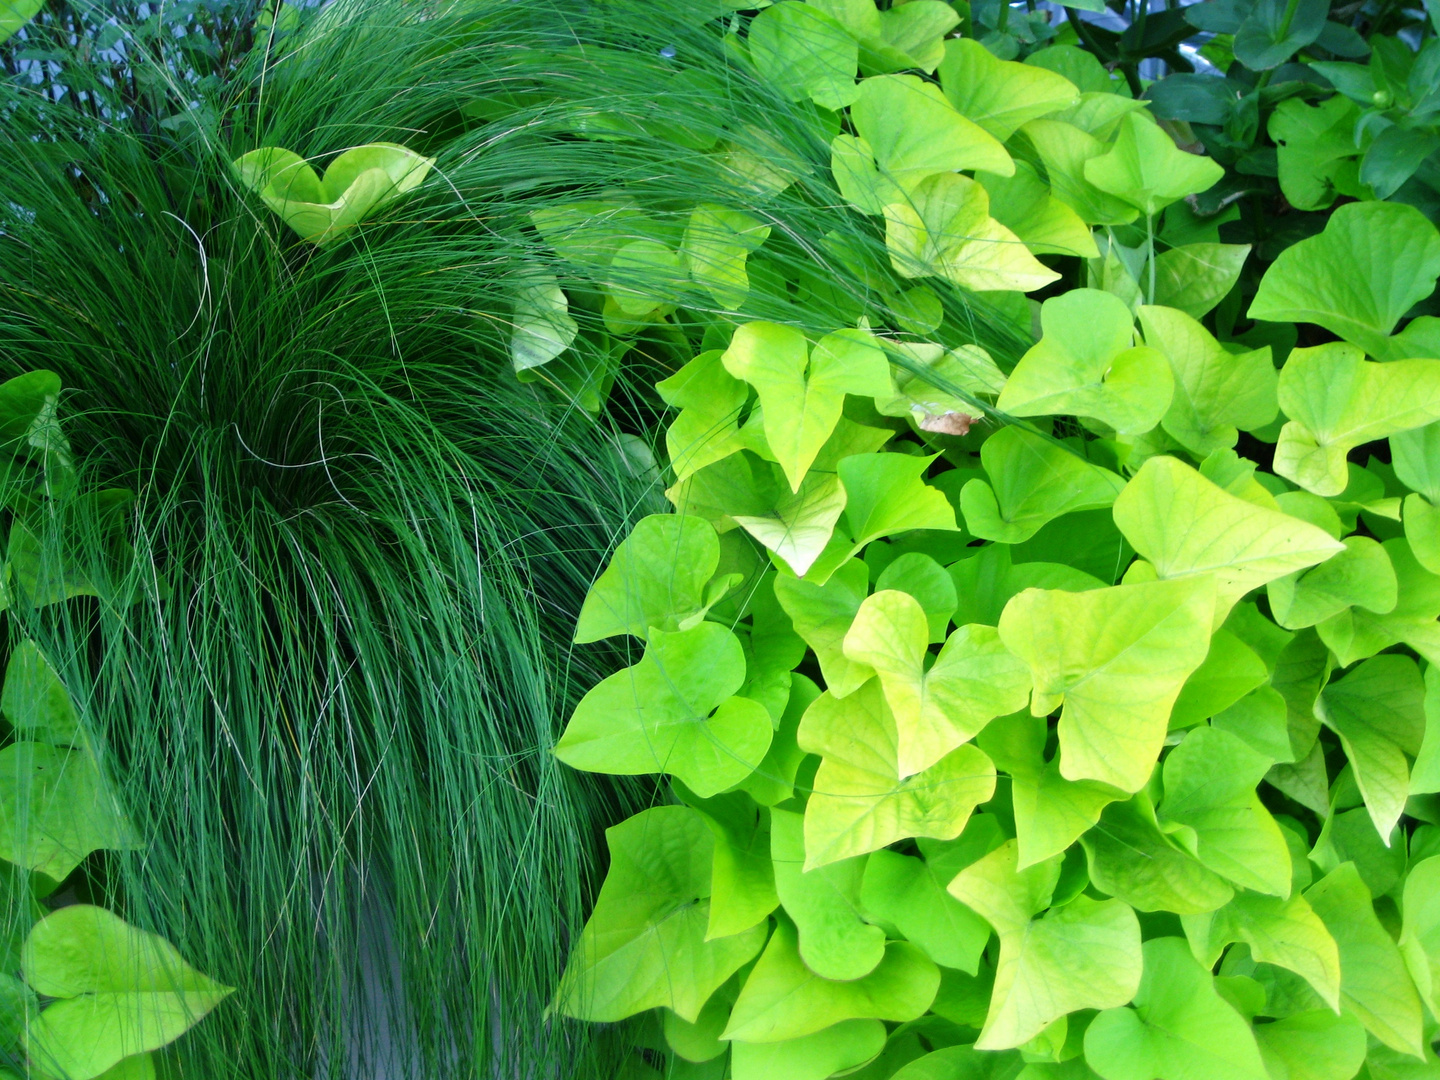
8;0;1440;1078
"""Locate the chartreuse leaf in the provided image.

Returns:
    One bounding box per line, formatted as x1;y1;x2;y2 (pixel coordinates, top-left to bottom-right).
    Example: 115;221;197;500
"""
1169;631;1268;730
773;559;873;697
1137;306;1277;456
739;673;820;807
997;577;1216;793
891;1045;1027;1079
1150;245;1251;321
730;418;892;577
1305;862;1425;1057
1158;727;1292;897
3;639;81;746
233;143;433;245
883;173;1060;293
875;552;957;643
1082;792;1234;915
674;786;779;940
950;543;1106;628
1268;96;1365;213
663;975;735;1063
1393;422;1440;573
841;591;1030;777
1180;891;1341;1010
798;680;996;868
947;840;1143;1050
978;710;1125;868
1267;535;1397;631
770;808;885;980
1083;114;1225;218
979;163;1100;260
659;350;749;482
860;848;992;973
838;451;959;550
747;2;859;111
874;341;1007;425
1083;937;1267;1080
1399;855;1440;1019
996;289;1173;435
722;917;939;1043
1272;343;1440;497
510;271;578;372
21;906;234;1080
1249;201;1440;361
730;1018;887;1080
682;205;772;311
556;806;766;1024
833;74;1013;216
1316;655;1427;843
0;0;42;45
575;514;723;642
0;743;137;881
1112;456;1344;622
1253;1010;1366;1080
938;38;1079;141
722;323;890;492
870;1;962;74
1316;538;1440;669
959;427;1127;545
554;623;772;797
1021;120;1141;226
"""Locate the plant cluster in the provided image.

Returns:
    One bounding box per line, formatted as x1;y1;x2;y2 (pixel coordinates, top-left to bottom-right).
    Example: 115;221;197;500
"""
516;4;1440;1080
12;0;1440;1077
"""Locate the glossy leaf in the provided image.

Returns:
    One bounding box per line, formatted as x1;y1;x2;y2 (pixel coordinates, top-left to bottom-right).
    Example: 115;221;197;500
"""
959;426;1126;545
884;173;1059;293
998;577;1216;793
0;743;137;881
1158;726;1291;897
798;680;997;868
554;806;767;1022
730;1018;887;1080
1316;654;1426;843
722;323;890;492
1305;862;1425;1057
835;74;1012;215
1248;201;1440;360
233;143;433;245
1113;456;1343;620
1083;937;1266;1080
842;591;1030;776
860;848;992;974
1272;342;1440;497
1137;306;1277;456
554;623;773;797
722;917;939;1043
948;840;1142;1050
773;558;874;697
22;906;234;1080
938;38;1080;141
996;289;1173;435
770;807;884;980
575;514;723;642
1082;114;1224;217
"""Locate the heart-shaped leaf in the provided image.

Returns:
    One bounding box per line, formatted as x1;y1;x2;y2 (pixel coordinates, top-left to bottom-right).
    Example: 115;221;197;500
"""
554;806;767;1023
233;143;433;245
797;679;998;868
840;590;1030;777
996;289;1173;434
998;577;1216;792
555;622;772;796
23;906;234;1080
